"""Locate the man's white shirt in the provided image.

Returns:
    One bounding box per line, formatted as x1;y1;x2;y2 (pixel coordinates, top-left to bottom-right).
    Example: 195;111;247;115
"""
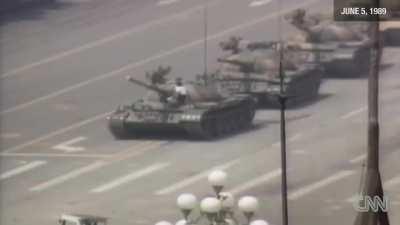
175;86;187;95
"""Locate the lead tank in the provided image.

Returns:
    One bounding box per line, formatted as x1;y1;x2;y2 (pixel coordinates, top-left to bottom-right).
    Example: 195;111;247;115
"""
107;67;256;139
216;38;323;107
285;9;373;76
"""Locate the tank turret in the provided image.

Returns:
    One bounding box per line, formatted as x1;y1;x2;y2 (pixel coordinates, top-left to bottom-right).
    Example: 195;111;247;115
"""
216;39;323;107
107;66;257;139
126;76;173;104
285;8;374;75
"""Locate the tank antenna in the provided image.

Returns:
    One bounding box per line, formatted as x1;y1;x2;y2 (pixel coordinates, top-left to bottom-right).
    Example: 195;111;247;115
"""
203;0;208;77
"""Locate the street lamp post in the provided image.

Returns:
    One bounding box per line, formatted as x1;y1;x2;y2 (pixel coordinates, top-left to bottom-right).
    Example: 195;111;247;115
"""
154;170;270;225
277;41;289;225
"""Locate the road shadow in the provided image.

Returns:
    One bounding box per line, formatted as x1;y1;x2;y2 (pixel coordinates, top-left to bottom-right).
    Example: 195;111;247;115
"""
324;63;394;80
107;122;267;143
258;93;333;110
0;1;76;26
263;113;312;125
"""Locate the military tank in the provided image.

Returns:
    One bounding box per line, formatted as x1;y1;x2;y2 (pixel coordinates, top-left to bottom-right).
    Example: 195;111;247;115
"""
285;8;374;76
347;0;400;46
216;38;323;107
379;0;400;46
107;66;256;139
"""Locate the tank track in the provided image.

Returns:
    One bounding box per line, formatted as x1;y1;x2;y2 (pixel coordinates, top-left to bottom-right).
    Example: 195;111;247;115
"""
285;71;322;106
325;47;372;77
186;98;256;139
258;70;322;108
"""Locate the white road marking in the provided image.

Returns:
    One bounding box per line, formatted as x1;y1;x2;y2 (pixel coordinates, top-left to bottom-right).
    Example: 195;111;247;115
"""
30;161;106;192
288;170;355;200
271;133;302;148
52;136;87;153
158;0;180;6
0;0;320;116
249;0;272;7
29;142;162;192
340;106;367;120
228;169;282;195
155;159;240;195
3;112;109;153
0;161;46;180
349;154;366;164
1;0;320;153
271;141;281;148
292;149;307;155
0;152;111;158
0;3;213;79
0;133;21;139
289;133;303;142
346;175;400;202
91;162;170;193
384;175;400;189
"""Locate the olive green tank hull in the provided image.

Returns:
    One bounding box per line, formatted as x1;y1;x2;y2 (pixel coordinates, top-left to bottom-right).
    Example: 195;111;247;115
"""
108;98;256;139
260;70;322;108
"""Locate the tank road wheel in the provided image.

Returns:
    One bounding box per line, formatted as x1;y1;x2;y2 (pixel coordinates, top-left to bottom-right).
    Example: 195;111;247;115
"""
216;115;231;136
225;111;238;133
230;111;241;132
215;118;225;136
244;102;256;124
237;111;249;129
200;116;217;139
353;48;371;75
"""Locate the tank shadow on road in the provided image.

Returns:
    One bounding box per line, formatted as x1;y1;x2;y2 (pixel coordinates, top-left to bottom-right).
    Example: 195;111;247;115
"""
258;93;333;110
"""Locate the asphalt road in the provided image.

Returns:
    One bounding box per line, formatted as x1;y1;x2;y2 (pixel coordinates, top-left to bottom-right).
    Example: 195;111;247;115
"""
0;0;399;225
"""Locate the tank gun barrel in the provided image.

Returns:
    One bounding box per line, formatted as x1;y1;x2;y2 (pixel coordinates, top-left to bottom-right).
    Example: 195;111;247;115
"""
286;43;335;52
247;41;275;50
217;76;270;83
126;76;172;97
217;58;255;73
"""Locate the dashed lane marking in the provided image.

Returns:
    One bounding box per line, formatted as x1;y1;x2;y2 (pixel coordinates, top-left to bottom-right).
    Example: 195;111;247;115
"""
2;112;109;153
340;106;367;120
28;142;163;192
228;169;282;195
0;2;215;79
346;175;400;203
158;0;181;6
249;0;272;7
90;162;170;193
0;152;111;158
0;161;47;180
271;133;302;148
288;133;303;142
155;159;240;195
349;154;366;164
0;0;320;116
288;170;355;200
0;133;21;139
384;175;400;190
52;136;87;153
292;149;308;155
30;161;106;192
